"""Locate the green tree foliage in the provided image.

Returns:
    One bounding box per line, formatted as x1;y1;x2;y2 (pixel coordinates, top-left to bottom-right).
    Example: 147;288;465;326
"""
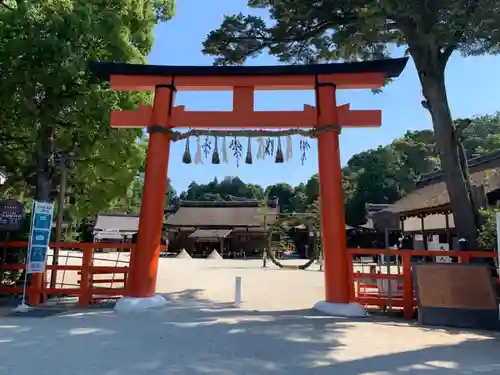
111;137;179;213
111;175;178;214
477;208;499;250
179;177;265;201
289;183;308;213
462;113;500;158
265;183;296;212
107;137;178;213
0;0;175;218
202;0;500;245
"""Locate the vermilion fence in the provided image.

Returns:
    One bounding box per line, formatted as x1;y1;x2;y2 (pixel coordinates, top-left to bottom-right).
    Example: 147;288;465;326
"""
1;242;496;318
348;248;499;319
0;242;134;306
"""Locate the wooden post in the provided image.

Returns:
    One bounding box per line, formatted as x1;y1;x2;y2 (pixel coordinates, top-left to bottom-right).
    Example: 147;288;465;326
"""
420;215;428;250
127;84;175;298
445;212;452;249
262;214;268;268
316;82;350;304
51;158;68;289
78;244;93;307
27;273;43;306
402;253;414;319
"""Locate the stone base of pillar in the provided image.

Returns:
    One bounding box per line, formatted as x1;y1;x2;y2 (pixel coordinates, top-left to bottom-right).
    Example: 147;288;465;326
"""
313;301;367;317
114;295;167;313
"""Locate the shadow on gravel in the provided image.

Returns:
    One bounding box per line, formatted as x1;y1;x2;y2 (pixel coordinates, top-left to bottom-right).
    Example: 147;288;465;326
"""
0;288;497;374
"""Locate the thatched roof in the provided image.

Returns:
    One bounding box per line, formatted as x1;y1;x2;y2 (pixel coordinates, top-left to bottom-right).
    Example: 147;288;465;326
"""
94;212;139;234
166;200;279;228
391;150;500;216
188;229;232;240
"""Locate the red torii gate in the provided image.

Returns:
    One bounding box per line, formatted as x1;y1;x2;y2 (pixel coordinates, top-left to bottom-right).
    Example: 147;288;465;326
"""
91;58;407;314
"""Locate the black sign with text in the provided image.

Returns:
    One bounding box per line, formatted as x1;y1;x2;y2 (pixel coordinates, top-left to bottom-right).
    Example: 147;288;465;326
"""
0;200;24;232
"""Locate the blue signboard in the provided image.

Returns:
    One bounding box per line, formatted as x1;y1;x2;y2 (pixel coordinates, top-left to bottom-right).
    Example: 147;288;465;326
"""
27;201;54;274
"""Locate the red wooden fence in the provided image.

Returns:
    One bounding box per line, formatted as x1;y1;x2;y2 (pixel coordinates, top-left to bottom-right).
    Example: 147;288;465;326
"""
348;248;498;319
0;242;133;306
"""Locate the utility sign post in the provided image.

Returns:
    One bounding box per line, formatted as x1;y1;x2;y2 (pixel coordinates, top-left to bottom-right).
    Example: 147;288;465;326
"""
27;201;55;273
16;200;55;312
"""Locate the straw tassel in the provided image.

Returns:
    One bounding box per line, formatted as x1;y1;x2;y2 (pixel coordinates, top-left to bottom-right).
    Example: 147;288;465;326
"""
256;137;265;160
245;137;253;164
285;135;293;161
222;136;228;164
194;136;203;165
212;136;220;164
275;137;284;163
182;138;192;164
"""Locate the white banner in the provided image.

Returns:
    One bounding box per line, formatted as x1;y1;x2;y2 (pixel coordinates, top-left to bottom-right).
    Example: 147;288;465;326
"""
429;243;451;263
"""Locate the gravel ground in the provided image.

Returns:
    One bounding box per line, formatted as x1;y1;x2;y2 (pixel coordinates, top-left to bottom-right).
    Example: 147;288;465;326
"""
0;254;497;374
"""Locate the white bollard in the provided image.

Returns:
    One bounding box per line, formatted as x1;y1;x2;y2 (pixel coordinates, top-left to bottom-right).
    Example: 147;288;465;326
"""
234;276;242;307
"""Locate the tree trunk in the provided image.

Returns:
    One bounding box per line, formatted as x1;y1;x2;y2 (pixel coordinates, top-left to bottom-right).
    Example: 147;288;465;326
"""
35;124;54;202
417;62;478;247
21;124;54;294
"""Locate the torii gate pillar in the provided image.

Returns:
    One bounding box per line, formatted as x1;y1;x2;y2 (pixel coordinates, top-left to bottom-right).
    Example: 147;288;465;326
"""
316;83;350;303
127;84;174;299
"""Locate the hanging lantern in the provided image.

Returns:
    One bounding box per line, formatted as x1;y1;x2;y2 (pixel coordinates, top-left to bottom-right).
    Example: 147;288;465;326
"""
212;136;220;164
245;137;253;164
275;137;284;163
182;138;192;164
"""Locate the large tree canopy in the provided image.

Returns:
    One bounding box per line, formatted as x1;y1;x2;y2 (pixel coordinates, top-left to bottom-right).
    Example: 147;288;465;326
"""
202;0;500;245
0;0;175;218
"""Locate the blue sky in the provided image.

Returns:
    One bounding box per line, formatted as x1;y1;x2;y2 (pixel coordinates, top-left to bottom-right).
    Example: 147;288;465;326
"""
147;0;500;193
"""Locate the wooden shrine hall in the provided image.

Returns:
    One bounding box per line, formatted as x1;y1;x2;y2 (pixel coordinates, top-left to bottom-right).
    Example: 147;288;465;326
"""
165;199;279;257
391;150;500;250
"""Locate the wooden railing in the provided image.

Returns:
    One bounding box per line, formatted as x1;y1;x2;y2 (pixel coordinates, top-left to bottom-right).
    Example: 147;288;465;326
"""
2;242;495;316
348;248;498;319
0;242;134;306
